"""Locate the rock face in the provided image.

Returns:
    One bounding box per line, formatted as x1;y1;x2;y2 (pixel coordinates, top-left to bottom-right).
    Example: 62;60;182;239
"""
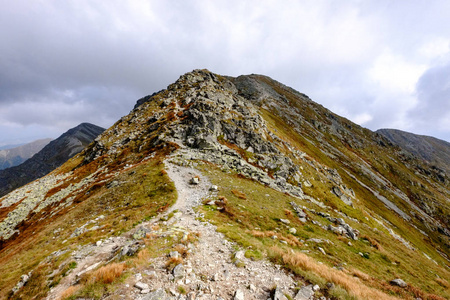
0;123;104;197
377;128;450;176
0;138;52;170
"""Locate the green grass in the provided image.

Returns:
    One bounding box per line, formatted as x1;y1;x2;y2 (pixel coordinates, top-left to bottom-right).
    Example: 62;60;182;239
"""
196;162;450;300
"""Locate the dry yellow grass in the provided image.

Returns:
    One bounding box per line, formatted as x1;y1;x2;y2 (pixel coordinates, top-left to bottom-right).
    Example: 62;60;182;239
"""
350;268;371;281
362;235;383;251
90;263;126;284
435;277;449;288
134;248;151;265
165;257;183;271
174;244;189;258
271;247;401;300
61;285;81;299
231;189;247;199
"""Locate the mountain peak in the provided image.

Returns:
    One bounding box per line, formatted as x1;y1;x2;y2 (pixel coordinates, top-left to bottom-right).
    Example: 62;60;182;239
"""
1;70;449;300
0;123;105;197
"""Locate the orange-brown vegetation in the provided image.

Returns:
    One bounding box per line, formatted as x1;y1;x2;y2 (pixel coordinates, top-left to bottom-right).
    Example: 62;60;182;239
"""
215;196;235;217
271;246;401;300
362;235;383;251
165;256;183;271
181;232;201;246
61;285;81;299
231;189;247;200
174;244;189;258
88;263;126;284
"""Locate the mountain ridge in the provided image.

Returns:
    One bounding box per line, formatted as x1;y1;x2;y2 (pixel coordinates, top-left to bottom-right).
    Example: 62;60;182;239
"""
1;69;449;300
377;128;450;176
0;138;52;170
0;123;105;197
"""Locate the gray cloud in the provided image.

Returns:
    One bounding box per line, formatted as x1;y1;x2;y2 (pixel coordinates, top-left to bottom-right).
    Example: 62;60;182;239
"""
0;0;449;144
408;58;450;138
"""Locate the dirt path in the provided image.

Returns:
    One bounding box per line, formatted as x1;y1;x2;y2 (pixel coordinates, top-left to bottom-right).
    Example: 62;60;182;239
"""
144;162;299;299
47;161;300;300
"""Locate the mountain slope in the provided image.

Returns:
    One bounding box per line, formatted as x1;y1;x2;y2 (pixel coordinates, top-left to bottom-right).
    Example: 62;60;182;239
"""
0;138;52;170
0;70;449;300
0;123;104;197
377;128;450;176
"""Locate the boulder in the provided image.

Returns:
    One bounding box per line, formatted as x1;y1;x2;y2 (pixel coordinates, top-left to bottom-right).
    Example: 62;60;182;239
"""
135;281;149;290
234;289;245;300
273;286;288;300
294;285;314;300
190;177;200;185
172;264;185;280
390;278;407;288
142;288;168;300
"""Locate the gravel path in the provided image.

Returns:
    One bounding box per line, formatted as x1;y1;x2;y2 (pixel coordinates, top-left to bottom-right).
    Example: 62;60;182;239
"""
47;161;301;300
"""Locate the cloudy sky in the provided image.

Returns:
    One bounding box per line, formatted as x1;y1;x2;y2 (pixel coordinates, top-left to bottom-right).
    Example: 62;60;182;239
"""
1;0;449;146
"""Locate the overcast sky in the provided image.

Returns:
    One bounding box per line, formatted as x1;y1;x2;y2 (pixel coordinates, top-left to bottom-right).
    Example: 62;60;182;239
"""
1;0;449;146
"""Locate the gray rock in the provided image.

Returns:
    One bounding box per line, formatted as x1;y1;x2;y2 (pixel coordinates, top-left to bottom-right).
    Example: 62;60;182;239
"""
307;238;323;243
169;251;180;258
273;286;288;300
390;278;407;288
11;272;31;294
234;250;245;260
172;264;185;280
135;281;149;290
280;218;290;225
331;186;343;197
234;289;245;300
289;227;297;234
142;288;168;300
190;177;200;185
133;226;150;239
294;285;314;300
187;292;196;300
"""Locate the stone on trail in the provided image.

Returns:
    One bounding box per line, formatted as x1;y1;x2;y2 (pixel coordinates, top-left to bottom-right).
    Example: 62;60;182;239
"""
234;289;245;300
190;177;200;185
294;284;314;300
172;263;185;280
141;288;168;300
273;286;288;300
134;281;149;290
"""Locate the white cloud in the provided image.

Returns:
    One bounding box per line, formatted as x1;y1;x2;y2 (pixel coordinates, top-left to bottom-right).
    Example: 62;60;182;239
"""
368;50;427;94
418;38;450;60
0;0;450;143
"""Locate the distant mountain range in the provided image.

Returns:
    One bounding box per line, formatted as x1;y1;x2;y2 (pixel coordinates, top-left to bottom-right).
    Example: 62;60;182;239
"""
377;129;450;176
0;138;52;170
0;123;104;197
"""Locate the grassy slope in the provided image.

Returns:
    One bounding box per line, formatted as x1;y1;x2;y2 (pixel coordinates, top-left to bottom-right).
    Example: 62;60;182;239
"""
197;164;450;299
0;156;176;299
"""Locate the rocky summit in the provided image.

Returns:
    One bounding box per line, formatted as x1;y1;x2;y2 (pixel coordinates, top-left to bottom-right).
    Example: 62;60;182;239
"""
0;69;449;300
